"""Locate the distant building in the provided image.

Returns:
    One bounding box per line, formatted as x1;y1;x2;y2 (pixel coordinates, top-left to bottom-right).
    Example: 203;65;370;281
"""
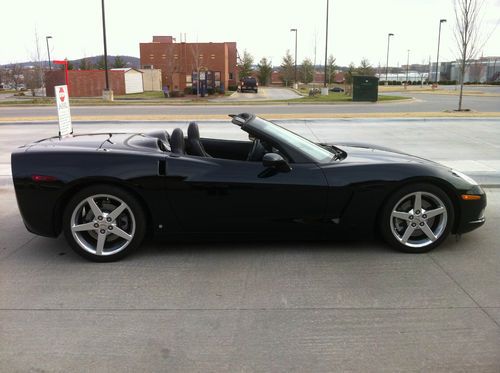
139;36;238;92
110;68;144;94
45;70;127;97
139;68;162;91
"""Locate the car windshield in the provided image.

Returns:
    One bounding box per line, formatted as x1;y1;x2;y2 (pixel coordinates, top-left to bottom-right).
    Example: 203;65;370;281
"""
251;117;334;163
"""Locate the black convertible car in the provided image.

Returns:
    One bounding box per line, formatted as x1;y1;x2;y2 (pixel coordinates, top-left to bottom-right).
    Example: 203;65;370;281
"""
12;113;486;261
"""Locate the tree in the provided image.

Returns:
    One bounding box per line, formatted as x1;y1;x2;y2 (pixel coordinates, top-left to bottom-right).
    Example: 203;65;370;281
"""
238;50;254;79
300;58;314;84
280;50;295;86
326;55;337;85
25;29;45;95
7;63;24;90
453;0;484;110
356;58;375;76
96;56;109;70
112;55;126;68
344;63;357;95
257;57;272;86
79;58;93;70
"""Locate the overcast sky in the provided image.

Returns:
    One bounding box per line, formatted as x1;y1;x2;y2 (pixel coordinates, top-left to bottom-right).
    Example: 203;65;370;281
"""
1;0;499;67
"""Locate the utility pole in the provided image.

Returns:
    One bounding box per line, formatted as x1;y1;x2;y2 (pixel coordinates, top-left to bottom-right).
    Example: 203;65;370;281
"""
101;0;112;100
323;0;329;89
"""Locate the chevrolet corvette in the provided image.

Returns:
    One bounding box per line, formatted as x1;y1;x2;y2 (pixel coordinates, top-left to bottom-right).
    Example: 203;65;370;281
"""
11;113;486;261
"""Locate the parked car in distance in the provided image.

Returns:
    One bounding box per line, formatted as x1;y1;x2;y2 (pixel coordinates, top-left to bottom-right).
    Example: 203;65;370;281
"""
239;77;258;93
329;86;344;92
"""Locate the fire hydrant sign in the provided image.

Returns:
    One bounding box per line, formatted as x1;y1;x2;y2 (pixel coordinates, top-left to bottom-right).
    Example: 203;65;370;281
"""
54;85;73;137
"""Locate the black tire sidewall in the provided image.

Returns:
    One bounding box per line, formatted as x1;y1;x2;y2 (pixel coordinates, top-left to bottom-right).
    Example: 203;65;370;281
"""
380;183;455;253
62;184;146;262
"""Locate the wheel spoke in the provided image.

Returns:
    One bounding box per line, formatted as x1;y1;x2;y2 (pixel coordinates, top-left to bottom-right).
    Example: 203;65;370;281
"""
400;225;415;244
413;192;422;212
71;222;96;232
111;227;132;241
95;232;107;255
420;223;437;242
86;197;102;218
108;203;127;221
425;206;445;219
392;211;410;220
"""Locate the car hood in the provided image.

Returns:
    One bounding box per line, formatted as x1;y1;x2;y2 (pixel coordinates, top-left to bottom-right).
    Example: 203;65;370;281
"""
327;142;447;168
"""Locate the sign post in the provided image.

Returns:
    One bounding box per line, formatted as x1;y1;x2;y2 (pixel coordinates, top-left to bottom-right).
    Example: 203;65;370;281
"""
54;85;73;137
53;59;69;94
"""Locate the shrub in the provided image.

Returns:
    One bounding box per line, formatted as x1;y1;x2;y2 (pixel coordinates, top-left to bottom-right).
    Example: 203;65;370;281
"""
228;85;238;91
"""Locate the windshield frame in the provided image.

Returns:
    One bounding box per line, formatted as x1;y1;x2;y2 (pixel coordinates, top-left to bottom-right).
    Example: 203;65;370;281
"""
238;115;336;163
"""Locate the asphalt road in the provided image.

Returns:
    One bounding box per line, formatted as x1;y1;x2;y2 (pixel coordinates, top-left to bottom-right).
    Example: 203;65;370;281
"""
1;91;499;120
211;86;301;101
0;181;499;371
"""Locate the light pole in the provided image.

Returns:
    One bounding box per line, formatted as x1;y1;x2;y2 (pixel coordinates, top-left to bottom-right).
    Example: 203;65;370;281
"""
101;0;111;97
290;28;297;88
435;19;446;84
385;33;394;84
323;0;329;89
45;36;52;70
406;49;410;86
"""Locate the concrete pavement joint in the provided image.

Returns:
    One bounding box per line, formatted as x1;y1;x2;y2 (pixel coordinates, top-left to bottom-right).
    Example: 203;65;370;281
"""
0;306;490;312
427;252;500;330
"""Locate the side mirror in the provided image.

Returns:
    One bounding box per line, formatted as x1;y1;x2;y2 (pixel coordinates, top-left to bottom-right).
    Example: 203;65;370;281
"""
262;153;291;172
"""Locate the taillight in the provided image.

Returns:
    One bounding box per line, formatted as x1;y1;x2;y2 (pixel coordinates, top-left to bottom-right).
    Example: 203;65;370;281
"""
32;175;58;182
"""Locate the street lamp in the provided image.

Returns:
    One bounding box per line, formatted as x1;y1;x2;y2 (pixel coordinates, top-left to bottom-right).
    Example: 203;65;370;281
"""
45;36;52;70
385;33;394;84
101;0;110;93
323;0;329;88
435;19;447;84
290;28;298;87
406;49;410;86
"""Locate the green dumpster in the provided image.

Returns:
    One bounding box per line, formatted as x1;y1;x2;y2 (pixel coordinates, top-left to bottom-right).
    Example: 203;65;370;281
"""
352;76;379;102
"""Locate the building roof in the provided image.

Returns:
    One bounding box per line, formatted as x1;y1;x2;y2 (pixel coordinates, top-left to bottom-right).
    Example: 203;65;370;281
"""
110;68;143;73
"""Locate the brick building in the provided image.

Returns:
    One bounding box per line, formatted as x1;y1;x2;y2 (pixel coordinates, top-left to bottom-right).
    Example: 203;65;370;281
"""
139;36;238;93
45;70;127;97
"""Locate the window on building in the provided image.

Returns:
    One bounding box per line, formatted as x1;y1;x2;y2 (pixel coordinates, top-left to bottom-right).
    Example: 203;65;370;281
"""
229;72;233;80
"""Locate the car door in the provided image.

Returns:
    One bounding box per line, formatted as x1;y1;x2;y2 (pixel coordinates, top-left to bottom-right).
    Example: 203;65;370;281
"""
163;154;328;233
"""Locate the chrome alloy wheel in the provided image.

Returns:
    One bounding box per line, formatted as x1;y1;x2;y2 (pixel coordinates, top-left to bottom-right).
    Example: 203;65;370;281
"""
389;191;448;248
70;194;136;256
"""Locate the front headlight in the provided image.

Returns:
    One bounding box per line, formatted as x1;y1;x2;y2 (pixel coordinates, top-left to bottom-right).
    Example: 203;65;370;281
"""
452;169;478;186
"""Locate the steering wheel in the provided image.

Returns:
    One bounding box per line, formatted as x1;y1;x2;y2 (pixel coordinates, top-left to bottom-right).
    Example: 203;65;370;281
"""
247;139;266;161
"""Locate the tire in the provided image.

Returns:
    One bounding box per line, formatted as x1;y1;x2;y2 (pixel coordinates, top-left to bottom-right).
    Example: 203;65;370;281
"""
380;183;454;253
62;184;146;262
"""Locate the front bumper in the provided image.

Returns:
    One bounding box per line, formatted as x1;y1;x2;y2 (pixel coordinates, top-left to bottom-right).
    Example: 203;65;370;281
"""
454;192;487;234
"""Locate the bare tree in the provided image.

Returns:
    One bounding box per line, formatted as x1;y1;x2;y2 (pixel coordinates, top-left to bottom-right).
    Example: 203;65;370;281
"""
453;0;484;110
7;63;24;90
25;29;45;95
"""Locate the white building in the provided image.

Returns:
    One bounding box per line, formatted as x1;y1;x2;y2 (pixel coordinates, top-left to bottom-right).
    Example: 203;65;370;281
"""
111;68;144;94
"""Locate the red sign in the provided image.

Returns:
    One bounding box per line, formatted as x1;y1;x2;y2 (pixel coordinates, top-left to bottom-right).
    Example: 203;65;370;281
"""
58;87;66;102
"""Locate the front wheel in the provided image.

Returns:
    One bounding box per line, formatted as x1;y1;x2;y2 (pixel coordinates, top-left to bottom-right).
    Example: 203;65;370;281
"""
380;183;454;253
63;185;146;262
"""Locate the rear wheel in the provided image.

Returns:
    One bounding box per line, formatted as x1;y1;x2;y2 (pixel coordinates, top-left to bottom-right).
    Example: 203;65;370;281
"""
63;185;146;262
380;183;454;253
